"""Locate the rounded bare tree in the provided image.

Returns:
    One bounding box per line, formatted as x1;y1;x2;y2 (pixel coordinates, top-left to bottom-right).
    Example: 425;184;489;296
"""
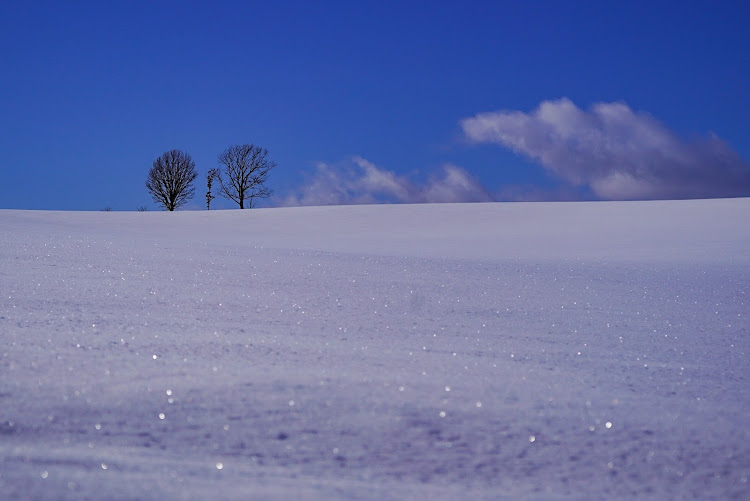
146;149;198;211
218;144;275;209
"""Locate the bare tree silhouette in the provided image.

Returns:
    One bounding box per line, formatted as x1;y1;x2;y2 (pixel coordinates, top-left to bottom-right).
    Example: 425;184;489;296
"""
145;150;198;211
218;144;275;209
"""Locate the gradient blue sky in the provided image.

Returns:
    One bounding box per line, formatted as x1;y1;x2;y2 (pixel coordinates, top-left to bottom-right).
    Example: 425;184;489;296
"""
1;0;748;210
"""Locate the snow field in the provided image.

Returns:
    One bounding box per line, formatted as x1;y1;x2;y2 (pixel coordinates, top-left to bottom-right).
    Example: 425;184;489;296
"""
1;199;749;499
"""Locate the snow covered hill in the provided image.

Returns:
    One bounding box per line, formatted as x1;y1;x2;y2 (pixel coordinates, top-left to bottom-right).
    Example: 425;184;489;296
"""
1;199;749;499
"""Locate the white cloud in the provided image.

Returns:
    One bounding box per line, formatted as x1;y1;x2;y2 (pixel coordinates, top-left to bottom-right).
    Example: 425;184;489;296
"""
495;184;594;203
461;98;750;200
419;164;494;203
278;157;493;207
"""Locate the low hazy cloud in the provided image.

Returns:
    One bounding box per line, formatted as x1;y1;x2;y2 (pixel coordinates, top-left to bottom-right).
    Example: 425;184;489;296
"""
279;156;493;206
461;98;750;200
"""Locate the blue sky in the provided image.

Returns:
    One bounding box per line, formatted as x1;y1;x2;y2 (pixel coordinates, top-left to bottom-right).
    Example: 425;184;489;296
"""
1;0;748;210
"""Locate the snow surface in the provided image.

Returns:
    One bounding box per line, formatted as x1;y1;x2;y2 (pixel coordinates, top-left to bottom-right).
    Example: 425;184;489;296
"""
1;199;749;500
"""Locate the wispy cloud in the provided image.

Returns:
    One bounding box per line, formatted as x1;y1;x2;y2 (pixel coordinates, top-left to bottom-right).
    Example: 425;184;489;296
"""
495;184;594;203
278;156;493;206
461;98;750;200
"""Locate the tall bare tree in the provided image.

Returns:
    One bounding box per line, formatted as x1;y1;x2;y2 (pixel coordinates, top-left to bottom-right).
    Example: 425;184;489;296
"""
145;150;198;211
217;144;275;209
206;168;220;210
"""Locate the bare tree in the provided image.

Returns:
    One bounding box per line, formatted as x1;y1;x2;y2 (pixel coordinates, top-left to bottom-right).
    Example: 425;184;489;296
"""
145;150;198;211
217;144;275;209
206;168;220;210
